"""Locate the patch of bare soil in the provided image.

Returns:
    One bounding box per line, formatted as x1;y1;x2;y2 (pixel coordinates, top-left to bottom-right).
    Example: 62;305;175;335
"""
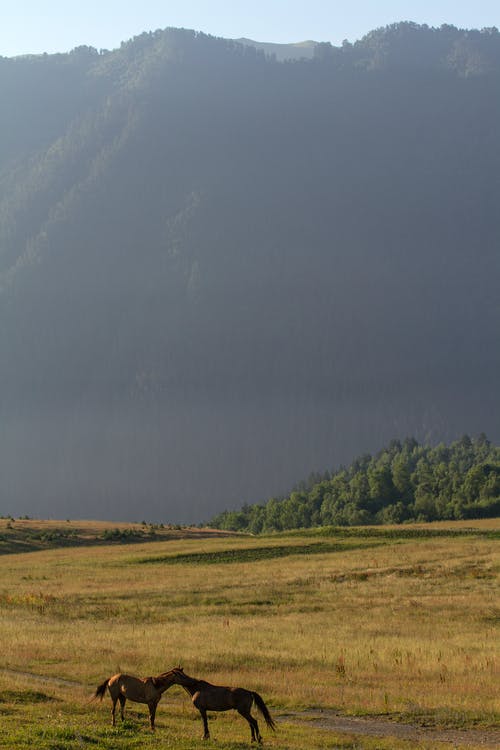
0;668;83;688
281;709;500;748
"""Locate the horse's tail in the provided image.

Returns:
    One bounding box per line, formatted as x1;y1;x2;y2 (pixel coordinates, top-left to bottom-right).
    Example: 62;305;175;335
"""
94;678;110;701
252;692;276;731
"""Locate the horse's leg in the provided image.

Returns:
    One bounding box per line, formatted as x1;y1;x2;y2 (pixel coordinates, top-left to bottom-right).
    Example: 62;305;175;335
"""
111;697;117;726
148;700;158;731
198;708;210;739
118;694;126;722
238;709;261;743
253;717;263;744
192;694;210;739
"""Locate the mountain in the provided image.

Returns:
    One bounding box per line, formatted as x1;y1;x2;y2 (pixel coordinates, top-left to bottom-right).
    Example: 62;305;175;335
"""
233;38;318;60
0;23;499;523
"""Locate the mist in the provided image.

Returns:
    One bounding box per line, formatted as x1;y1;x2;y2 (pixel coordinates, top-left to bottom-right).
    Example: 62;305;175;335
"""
0;26;499;522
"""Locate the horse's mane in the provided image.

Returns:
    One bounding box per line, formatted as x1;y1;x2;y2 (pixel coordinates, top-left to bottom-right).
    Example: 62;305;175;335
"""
171;667;211;694
151;667;181;688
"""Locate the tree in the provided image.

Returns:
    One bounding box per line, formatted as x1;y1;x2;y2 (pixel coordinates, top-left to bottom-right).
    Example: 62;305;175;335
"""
367;465;396;512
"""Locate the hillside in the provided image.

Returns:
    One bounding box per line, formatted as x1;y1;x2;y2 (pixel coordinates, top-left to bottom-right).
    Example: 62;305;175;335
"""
209;435;500;530
0;23;499;523
0;517;234;555
234;37;318;60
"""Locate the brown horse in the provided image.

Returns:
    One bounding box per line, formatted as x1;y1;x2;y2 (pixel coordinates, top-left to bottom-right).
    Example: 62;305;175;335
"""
169;667;276;743
93;669;176;730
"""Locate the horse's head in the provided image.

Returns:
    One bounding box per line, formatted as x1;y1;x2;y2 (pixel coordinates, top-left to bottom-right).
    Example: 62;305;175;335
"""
169;666;193;685
153;667;183;689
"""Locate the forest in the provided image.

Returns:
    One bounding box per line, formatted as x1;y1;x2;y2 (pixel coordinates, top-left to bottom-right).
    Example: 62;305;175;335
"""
208;435;500;531
0;23;499;522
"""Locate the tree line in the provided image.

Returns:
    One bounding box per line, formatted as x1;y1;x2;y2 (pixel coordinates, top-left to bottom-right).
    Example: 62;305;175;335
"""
208;435;500;532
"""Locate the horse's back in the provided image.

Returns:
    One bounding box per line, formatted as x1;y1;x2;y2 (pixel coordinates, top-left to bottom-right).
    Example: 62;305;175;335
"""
195;684;252;712
108;673;131;689
107;673;125;685
108;674;148;700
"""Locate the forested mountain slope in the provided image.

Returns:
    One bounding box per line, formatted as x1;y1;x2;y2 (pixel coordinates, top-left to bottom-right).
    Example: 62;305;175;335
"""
0;24;499;522
209;435;500;530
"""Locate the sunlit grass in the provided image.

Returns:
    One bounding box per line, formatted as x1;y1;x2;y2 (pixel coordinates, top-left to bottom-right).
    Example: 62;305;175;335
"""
0;520;498;748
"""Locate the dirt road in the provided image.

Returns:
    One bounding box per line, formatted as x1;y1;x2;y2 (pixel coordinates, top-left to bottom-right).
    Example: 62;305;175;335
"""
283;708;499;748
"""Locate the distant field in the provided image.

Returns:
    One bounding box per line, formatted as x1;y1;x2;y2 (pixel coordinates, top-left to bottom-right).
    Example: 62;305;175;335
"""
0;517;233;554
0;519;498;749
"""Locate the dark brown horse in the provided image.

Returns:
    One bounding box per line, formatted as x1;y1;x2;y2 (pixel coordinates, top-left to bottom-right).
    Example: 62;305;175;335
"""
93;669;177;730
169;667;276;743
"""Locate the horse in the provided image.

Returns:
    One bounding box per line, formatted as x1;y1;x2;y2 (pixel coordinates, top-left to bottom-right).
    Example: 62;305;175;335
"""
169;667;276;743
93;669;177;730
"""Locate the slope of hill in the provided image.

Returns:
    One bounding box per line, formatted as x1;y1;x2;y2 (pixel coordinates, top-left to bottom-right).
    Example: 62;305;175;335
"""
209;435;500;530
234;37;318;60
0;517;233;554
0;24;499;522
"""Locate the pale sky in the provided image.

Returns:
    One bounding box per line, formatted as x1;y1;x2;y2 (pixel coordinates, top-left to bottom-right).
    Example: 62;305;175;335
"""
1;1;499;57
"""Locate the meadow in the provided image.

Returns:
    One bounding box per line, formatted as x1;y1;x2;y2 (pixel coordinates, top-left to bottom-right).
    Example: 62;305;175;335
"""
0;518;498;749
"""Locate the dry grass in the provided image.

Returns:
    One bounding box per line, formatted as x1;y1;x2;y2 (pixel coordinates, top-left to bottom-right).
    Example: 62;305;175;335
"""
0;517;233;555
0;519;498;748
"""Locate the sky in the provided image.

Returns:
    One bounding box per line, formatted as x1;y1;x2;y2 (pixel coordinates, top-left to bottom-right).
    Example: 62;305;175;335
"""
1;1;500;58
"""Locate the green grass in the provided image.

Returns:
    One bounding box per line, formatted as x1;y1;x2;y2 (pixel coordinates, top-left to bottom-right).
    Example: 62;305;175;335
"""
288;524;500;540
0;689;57;704
134;540;383;565
0;518;498;749
0;697;487;750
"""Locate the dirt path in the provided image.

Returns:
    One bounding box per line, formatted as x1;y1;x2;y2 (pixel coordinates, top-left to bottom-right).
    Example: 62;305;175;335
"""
282;709;500;748
0;667;84;689
2;668;498;747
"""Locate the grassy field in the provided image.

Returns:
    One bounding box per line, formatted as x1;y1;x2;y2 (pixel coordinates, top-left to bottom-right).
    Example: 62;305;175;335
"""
0;517;232;554
0;518;498;749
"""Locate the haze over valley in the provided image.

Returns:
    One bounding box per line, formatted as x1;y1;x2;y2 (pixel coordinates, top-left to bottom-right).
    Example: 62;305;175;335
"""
0;23;499;522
